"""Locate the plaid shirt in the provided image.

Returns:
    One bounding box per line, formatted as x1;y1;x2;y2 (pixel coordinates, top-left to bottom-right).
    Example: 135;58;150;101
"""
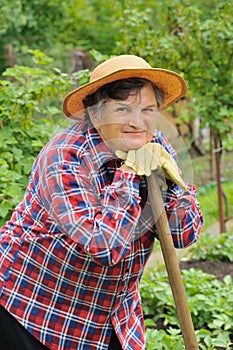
0;121;203;350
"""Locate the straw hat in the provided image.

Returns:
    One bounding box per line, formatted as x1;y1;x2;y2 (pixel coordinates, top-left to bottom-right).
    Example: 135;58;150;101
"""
63;54;187;119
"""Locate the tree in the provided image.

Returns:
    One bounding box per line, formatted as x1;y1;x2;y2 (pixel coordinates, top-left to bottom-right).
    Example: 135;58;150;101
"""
114;0;233;233
0;0;122;72
0;0;71;71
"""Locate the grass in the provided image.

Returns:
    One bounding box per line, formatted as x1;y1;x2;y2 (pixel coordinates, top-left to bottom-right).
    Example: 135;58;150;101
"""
190;148;233;231
196;181;233;230
150;180;233;256
191;150;233;187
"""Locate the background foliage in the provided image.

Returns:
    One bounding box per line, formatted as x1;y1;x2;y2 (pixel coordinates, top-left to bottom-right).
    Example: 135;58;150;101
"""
1;0;232;139
0;50;73;225
1;0;232;225
0;0;233;347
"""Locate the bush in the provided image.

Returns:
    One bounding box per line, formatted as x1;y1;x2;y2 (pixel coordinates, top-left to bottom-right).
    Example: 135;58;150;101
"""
0;50;80;225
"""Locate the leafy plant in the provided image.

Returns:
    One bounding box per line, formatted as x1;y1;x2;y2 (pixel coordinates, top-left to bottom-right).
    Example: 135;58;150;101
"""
145;327;184;350
140;268;233;349
0;49;73;128
188;232;233;262
0;121;64;226
0;50;74;225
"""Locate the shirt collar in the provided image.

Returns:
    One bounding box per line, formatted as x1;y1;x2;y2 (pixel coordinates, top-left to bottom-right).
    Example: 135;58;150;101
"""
76;123;163;171
84;124;118;171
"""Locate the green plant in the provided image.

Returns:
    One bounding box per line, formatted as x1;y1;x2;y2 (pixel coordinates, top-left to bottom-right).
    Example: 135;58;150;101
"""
145;327;184;350
188;232;233;262
0;50;75;224
141;268;233;349
0;50;73;128
145;327;233;350
0;121;63;226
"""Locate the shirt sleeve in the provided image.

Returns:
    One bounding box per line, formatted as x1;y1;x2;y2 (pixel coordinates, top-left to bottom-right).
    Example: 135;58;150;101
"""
152;130;204;248
40;160;142;266
163;183;204;248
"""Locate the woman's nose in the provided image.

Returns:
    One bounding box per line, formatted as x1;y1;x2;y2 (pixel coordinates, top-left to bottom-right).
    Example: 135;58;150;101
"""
128;109;144;128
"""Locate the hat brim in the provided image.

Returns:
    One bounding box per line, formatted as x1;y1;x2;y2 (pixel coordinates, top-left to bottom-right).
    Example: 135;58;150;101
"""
62;68;187;119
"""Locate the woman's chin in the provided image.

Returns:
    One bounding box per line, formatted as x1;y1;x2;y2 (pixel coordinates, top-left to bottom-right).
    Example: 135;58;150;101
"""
117;139;147;152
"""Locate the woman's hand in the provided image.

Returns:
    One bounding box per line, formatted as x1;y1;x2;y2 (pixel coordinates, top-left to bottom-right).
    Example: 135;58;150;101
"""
116;143;188;191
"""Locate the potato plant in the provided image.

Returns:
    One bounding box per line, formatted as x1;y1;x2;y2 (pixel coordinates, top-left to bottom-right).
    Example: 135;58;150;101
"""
141;232;233;349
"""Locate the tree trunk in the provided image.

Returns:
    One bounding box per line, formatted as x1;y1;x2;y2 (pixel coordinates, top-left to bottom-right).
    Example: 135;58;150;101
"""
213;134;226;233
209;130;214;181
5;44;16;67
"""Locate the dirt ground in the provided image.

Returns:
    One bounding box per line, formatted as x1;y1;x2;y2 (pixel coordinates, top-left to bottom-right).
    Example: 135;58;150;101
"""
146;247;233;282
146;219;233;281
180;219;233;281
179;259;233;281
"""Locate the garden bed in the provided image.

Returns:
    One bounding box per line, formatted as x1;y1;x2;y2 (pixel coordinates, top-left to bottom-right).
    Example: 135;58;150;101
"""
179;259;233;282
142;230;233;349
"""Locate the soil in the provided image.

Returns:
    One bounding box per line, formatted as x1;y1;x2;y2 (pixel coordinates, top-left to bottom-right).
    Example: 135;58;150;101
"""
146;219;233;281
180;219;233;281
179;259;233;281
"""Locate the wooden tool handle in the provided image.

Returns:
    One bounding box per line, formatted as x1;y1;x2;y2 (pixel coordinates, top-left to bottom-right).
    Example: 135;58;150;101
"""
147;173;199;350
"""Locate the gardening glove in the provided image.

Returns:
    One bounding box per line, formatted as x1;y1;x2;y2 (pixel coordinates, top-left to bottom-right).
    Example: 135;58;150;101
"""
116;143;188;191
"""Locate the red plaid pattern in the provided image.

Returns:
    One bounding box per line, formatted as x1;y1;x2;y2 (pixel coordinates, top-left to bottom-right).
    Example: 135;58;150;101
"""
0;122;203;349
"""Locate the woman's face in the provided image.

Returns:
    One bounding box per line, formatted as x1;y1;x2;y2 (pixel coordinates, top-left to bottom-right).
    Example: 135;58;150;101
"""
90;84;158;152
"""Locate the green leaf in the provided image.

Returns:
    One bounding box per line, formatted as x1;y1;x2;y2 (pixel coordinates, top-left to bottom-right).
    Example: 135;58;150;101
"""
0;201;12;218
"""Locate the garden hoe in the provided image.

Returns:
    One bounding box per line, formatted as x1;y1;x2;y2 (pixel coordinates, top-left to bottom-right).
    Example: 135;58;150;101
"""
147;172;199;350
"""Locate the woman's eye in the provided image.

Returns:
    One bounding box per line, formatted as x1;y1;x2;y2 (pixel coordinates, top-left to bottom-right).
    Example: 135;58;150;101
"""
142;107;154;113
115;107;128;113
142;108;157;116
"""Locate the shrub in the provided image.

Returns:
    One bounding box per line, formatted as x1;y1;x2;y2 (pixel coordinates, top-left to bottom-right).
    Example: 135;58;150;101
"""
0;50;85;225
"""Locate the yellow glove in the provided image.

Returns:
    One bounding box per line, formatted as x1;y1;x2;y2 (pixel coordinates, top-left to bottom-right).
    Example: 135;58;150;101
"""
116;143;188;191
116;143;158;176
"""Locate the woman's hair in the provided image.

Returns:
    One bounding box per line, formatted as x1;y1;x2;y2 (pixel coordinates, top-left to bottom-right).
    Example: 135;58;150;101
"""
82;78;165;121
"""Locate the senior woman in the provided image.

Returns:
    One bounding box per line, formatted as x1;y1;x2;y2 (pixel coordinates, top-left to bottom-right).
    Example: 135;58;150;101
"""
0;55;203;350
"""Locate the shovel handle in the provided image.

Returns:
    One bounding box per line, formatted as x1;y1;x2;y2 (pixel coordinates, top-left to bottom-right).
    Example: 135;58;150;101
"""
147;173;199;350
